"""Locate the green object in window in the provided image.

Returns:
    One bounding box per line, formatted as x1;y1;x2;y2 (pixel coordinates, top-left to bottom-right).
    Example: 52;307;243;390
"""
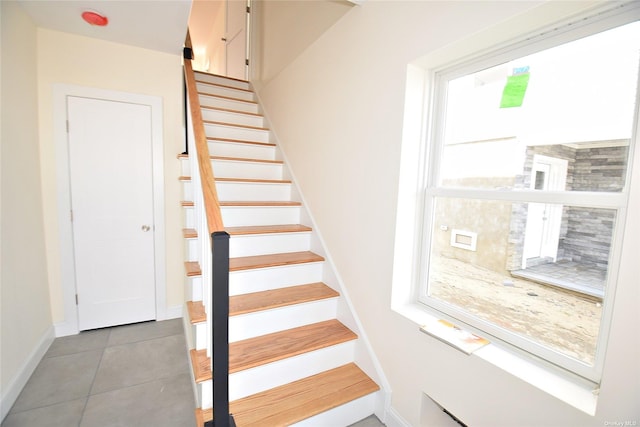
500;73;530;108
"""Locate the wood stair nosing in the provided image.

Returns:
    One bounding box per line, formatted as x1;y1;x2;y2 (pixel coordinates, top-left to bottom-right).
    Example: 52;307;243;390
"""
201;104;263;118
207;136;275;147
229;319;356;374
225;224;312;235
195;79;253;94
178;153;282;165
230;282;338;317
212;155;283;165
194;70;250;84
229;363;380;427
220;201;301;207
215;177;292;184
195;407;213;427
198;91;258;105
203;119;269;132
190;348;212;383
183;228;197;238
229;251;324;272
185;261;201;277
187;300;206;324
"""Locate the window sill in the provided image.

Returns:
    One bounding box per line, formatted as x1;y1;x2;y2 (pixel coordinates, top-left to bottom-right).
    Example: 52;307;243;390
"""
394;302;599;416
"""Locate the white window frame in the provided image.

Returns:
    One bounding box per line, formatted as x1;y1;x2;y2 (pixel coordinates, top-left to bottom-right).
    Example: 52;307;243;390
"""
394;1;640;392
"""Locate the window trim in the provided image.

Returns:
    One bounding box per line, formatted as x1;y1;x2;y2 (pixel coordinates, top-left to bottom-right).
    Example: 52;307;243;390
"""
392;0;640;408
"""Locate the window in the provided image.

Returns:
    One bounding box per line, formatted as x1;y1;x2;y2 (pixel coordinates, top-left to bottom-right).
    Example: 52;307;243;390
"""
417;11;639;383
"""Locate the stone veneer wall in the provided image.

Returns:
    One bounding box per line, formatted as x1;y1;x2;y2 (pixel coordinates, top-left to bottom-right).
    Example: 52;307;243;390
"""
506;143;628;272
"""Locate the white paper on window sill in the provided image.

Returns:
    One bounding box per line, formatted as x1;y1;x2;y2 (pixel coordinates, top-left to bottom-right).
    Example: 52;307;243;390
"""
420;319;490;355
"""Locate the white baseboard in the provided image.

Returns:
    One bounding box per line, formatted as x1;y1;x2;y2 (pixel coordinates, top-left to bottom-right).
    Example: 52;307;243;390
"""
164;304;183;320
0;325;55;422
384;407;412;427
54;320;78;337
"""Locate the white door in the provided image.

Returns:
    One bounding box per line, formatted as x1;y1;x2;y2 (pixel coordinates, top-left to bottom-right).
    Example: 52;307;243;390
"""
67;96;156;331
522;155;568;267
225;0;248;80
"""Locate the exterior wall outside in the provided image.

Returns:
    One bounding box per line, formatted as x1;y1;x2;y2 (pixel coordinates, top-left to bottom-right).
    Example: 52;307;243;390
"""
0;0;53;412
253;1;640;425
36;30;185;324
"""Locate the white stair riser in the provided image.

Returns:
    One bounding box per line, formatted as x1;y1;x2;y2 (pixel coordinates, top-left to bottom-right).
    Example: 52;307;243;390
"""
229;341;356;401
205;123;270;143
292;392;379;427
185;238;198;262
229;298;338;342
188;276;203;301
216;181;292;202
197;82;254;102
180;157;190;176
209;141;276;161
194;73;250;91
193;322;207;351
183;205;194;229
181;180;193;202
201;108;264;128
199;94;259;115
229;232;311;258
221;205;301;227
229;263;323;296
212;159;283;180
200;379;212;410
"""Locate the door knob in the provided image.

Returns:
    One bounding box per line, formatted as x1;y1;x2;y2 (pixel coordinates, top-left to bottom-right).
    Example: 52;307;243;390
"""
142;225;151;232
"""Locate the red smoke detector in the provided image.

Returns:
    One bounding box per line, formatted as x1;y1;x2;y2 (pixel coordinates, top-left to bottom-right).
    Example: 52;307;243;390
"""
81;11;108;27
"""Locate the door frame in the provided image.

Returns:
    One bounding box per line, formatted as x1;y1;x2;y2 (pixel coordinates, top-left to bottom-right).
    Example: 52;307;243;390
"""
522;154;568;268
53;84;166;336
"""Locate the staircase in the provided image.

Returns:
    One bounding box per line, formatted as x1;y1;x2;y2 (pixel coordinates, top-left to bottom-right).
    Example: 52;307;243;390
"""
181;70;382;426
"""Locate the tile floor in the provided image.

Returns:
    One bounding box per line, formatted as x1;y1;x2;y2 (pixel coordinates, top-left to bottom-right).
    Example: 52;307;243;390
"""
513;259;606;298
3;318;385;427
2;319;196;427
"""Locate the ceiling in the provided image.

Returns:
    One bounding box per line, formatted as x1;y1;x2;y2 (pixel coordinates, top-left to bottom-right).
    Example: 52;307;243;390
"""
17;0;193;55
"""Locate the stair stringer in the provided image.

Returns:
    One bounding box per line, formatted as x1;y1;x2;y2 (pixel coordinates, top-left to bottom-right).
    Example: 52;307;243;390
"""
252;89;393;423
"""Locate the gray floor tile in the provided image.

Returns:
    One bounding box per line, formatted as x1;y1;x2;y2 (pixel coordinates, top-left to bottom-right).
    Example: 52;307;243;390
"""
1;398;86;427
45;329;110;358
9;350;102;413
91;334;189;394
107;318;183;346
349;415;386;427
80;374;196;427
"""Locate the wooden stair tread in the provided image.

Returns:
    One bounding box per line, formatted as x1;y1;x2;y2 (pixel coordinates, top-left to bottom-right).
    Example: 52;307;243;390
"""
198;91;258;105
187;300;206;324
229;251;324;271
183;228;197;238
201;104;262;117
203;119;268;132
190;349;211;383
195;407;213;427
229;363;379;427
220;201;301;207
195;79;253;93
185;261;201;277
230;283;338;316
181;200;194;207
207;136;275;147
229;320;356;373
212;155;283;164
216;177;291;184
194;70;250;84
225;224;311;235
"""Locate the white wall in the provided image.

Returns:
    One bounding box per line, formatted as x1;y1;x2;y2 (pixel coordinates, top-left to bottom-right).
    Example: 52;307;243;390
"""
36;30;185;326
251;0;353;89
254;1;640;425
1;1;54;418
